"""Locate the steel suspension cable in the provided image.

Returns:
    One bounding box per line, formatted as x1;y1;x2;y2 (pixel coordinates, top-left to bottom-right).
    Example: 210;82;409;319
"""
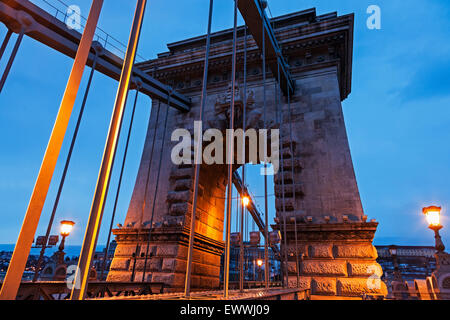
262;10;270;291
287;86;296;208
0;28;24;94
235;188;238;233
224;0;238;298
32;49;101;282
0;29;13;61
277;59;289;288
239;24;248;294
287;79;299;287
130;100;161;282
99;83;141;281
184;0;214;298
141;93;171;282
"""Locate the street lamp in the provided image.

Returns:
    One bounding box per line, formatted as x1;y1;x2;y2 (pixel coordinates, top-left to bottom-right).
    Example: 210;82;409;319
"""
59;220;75;252
242;196;250;207
256;259;264;267
52;220;75;266
388;245;401;282
423;206;445;252
239;195;250;293
290;216;300;288
256;259;263;283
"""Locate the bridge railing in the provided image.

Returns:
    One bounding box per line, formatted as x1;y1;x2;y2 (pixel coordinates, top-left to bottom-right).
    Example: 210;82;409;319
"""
30;0;146;62
0;281;165;300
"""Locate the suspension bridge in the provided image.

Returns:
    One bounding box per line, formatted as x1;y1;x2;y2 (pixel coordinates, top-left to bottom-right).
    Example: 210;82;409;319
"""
0;0;387;300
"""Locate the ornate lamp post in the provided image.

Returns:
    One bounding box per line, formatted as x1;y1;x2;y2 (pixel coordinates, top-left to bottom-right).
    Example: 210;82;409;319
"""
388;244;408;299
239;195;250;292
422;206;450;300
55;221;75;264
290;216;300;288
423;206;445;252
388;245;402;282
256;259;263;283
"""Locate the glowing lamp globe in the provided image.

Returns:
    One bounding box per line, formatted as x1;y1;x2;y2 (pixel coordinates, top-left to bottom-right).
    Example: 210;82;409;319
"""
256;259;264;267
388;245;397;256
242;196;250;207
423;206;442;229
60;220;75;237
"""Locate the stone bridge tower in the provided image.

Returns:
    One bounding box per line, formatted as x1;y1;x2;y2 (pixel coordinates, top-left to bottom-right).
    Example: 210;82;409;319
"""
107;8;387;298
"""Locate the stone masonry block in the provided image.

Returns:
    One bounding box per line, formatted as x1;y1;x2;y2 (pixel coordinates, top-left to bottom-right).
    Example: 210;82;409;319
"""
274;171;294;185
149;258;163;271
170;167;193;180
274;184;304;197
174;179;192;191
156;244;180;257
282;158;303;170
308;244;333;258
275;198;295;211
333;244;378;259
152;272;185;287
109;258;130;271
114;244;140;257
288;276;311;290
288;261;299;274
107;271;133;282
167;190;193;204
347;262;383;277
163;258;186;273
169;202;192;216
311;277;337;295
302;260;347;277
337;278;388;297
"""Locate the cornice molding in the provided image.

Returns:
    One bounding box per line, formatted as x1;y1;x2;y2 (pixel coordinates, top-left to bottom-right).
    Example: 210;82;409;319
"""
136;9;354;100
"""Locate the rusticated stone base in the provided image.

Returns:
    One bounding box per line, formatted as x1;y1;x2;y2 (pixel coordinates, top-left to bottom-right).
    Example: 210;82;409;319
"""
276;221;387;298
107;226;224;293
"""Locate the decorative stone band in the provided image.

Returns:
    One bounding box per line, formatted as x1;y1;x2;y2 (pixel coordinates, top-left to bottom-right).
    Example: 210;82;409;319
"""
272;221;379;241
112;226;225;257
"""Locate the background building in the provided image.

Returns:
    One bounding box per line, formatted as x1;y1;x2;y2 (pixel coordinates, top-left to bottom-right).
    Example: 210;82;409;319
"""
376;245;436;290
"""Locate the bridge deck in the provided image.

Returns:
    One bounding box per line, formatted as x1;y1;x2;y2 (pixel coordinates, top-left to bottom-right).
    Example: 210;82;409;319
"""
95;287;310;301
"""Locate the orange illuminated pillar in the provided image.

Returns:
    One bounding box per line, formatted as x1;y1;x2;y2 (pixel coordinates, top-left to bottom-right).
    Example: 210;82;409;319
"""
0;0;104;300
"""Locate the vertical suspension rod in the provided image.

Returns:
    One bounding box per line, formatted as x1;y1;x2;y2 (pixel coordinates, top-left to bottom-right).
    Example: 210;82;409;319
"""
0;28;24;94
184;0;214;298
32;48;101;283
130;100;161;282
0;29;13;61
141;95;171;282
262;10;270;291
292;217;300;287
70;0;147;300
278;60;289;288
224;0;238;299
287;84;296;215
99;83;141;281
239;25;248;294
287;80;299;287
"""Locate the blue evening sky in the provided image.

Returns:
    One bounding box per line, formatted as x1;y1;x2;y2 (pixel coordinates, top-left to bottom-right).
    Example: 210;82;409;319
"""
0;0;449;248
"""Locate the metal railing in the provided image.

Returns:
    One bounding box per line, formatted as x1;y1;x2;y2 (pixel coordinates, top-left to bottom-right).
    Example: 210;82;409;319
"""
1;281;165;300
30;0;147;62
